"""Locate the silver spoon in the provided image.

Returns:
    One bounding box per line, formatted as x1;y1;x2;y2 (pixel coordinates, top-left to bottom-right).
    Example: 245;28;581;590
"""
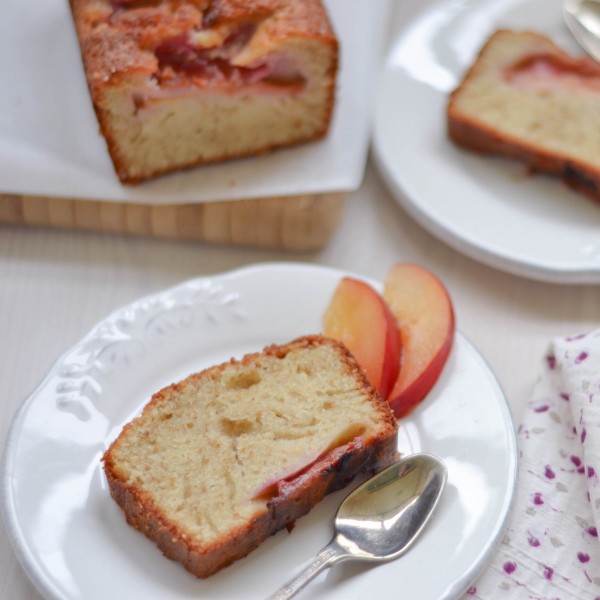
564;0;600;61
267;453;447;600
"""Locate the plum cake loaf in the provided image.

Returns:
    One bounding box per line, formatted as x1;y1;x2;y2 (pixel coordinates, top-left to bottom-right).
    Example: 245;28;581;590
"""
69;0;339;183
102;335;398;578
447;30;600;200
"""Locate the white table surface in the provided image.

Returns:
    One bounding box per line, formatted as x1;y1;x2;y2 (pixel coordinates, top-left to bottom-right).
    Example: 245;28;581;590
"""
3;3;600;598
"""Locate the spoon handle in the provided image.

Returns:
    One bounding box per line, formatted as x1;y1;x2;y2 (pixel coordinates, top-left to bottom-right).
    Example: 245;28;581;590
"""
266;540;347;600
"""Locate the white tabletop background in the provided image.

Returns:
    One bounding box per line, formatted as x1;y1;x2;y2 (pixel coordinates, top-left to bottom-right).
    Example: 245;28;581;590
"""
3;2;600;599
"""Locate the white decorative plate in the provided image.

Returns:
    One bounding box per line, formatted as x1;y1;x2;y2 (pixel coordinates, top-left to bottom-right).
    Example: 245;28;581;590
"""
373;0;600;284
1;263;517;599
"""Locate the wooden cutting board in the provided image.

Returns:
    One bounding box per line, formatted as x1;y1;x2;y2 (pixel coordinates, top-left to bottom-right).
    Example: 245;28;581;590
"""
0;192;345;251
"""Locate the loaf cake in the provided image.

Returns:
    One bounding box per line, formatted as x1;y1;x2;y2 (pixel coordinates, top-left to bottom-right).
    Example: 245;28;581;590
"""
447;29;600;200
102;335;398;578
69;0;339;183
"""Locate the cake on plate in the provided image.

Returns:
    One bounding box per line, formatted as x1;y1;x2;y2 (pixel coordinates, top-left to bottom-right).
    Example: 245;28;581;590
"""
69;0;339;183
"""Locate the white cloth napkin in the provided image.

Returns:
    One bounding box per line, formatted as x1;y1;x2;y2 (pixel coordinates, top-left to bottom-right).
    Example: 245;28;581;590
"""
464;329;600;599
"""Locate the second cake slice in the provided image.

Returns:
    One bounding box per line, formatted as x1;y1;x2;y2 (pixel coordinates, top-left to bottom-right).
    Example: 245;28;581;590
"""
448;29;600;200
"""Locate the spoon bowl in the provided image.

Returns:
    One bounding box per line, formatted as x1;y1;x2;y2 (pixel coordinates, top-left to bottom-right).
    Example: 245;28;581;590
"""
564;0;600;61
267;453;447;600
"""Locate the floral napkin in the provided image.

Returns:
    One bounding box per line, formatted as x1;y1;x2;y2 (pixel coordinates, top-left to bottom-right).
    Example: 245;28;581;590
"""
464;329;600;600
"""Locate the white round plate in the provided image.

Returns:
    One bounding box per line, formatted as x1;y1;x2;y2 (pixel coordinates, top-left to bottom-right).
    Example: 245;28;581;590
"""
373;0;600;284
1;263;517;600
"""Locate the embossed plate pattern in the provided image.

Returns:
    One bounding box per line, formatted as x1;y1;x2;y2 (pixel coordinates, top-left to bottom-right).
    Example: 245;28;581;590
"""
1;263;517;600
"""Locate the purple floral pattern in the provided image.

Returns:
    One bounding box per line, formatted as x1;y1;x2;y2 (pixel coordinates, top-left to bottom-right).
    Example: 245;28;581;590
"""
463;330;600;599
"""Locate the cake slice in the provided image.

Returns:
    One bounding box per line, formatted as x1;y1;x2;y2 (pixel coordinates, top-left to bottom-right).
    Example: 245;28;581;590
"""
102;335;398;578
69;0;339;183
447;29;600;200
